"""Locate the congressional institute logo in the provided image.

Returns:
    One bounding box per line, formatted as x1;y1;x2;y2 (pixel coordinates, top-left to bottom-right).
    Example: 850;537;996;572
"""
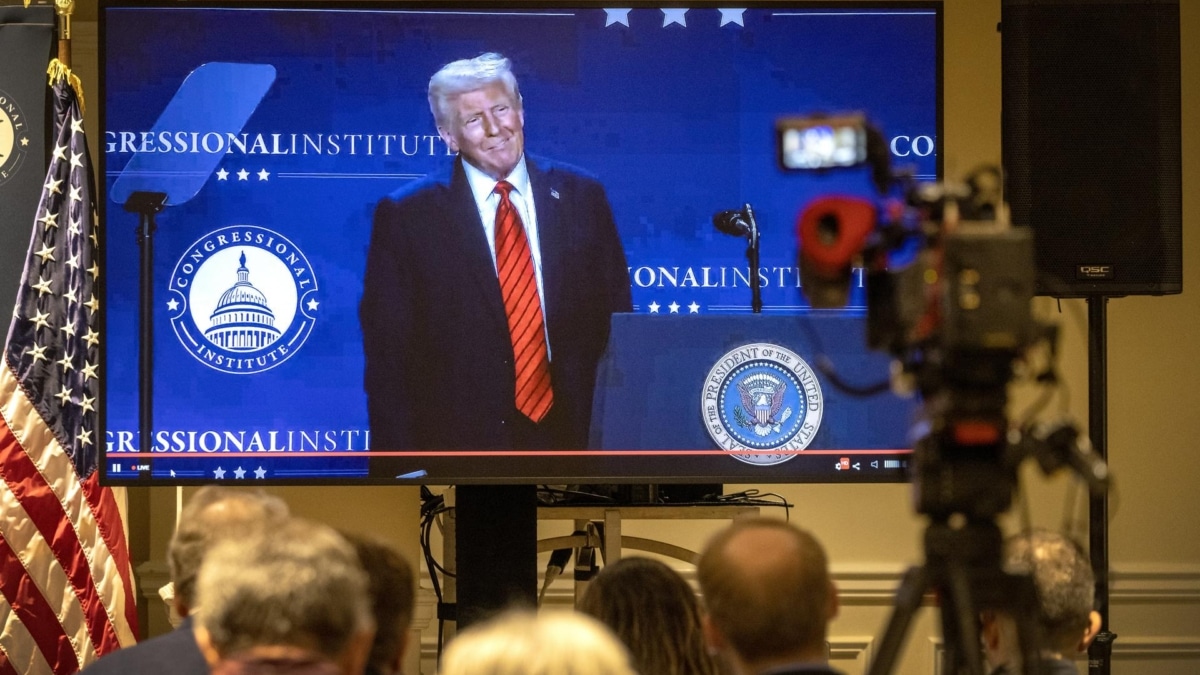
0;88;31;186
167;225;319;374
702;343;824;466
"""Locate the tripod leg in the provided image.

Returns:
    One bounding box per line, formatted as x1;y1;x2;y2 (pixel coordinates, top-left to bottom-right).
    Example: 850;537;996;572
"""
867;566;930;675
940;563;986;675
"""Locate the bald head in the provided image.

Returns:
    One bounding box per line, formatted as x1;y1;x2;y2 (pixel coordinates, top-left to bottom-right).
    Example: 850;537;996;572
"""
697;519;836;668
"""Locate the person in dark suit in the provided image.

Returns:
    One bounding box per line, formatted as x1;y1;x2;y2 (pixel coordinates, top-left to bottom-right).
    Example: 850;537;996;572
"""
697;518;843;675
76;487;289;675
360;52;631;452
981;530;1102;675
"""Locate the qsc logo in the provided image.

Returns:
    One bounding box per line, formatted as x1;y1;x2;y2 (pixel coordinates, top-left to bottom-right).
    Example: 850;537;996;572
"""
166;225;319;374
1077;265;1114;280
0;89;31;186
701;343;824;466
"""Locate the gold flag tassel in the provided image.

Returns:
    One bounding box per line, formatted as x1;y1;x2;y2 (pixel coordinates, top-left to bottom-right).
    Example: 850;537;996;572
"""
46;58;85;114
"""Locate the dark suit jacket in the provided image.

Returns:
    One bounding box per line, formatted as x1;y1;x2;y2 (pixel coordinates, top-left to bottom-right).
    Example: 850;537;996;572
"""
76;616;208;675
360;155;632;450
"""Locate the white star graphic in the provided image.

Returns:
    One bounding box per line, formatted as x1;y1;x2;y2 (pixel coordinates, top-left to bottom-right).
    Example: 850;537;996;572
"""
254;466;267;479
648;301;661;313
69;185;82;202
662;8;688;27
70;117;84;135
65;253;80;270
52;144;68;161
70;151;83;169
234;466;247;479
60;321;76;338
306;298;320;311
32;310;51;330
237;169;250;181
257;168;270;181
214;466;227;479
20;136;29;147
688;301;700;313
55;386;73;406
57;352;74;373
605;8;631;26
84;327;100;347
38;210;58;229
63;285;78;305
80;395;95;414
85;294;99;315
82;361;98;382
69;218;81;235
719;8;745;26
167;298;180;311
44;177;63;195
88;262;100;279
216;168;229;181
79;428;92;448
668;301;681;313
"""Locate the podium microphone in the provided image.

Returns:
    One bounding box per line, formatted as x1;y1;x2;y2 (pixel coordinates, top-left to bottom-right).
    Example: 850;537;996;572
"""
712;204;763;313
713;208;751;237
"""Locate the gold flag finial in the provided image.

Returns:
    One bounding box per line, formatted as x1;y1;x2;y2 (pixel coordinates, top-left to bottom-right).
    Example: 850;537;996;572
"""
55;0;75;40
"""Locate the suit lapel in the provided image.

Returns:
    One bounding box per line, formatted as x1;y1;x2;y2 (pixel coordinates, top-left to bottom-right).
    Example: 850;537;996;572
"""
446;159;509;331
528;158;565;340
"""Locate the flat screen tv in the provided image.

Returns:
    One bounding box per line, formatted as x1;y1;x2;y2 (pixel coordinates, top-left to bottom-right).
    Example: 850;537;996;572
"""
100;1;942;485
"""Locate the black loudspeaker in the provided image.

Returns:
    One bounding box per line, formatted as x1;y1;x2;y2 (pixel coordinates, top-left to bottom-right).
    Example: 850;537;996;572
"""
1001;0;1181;297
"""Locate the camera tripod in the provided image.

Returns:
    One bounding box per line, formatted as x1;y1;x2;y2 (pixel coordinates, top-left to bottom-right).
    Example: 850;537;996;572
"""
866;516;1046;675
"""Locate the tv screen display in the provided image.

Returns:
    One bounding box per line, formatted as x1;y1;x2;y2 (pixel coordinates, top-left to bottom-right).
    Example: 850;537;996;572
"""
100;2;941;484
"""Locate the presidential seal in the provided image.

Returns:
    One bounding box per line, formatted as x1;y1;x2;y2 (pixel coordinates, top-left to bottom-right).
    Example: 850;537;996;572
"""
0;88;31;186
701;343;824;466
167;225;318;374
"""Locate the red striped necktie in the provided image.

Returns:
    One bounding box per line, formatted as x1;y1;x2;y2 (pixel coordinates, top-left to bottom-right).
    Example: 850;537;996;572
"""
494;180;554;422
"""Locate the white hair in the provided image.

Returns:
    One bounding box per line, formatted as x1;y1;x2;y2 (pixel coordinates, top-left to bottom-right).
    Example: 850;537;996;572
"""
427;52;522;129
439;611;637;675
196;518;373;660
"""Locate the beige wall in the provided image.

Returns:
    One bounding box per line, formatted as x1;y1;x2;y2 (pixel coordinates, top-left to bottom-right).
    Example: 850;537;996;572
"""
74;0;1199;673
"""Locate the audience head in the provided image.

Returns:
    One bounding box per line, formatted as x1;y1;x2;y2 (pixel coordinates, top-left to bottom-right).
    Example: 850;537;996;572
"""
340;531;416;675
168;486;290;617
578;556;719;675
194;518;375;675
982;529;1102;669
438;610;637;675
697;518;837;673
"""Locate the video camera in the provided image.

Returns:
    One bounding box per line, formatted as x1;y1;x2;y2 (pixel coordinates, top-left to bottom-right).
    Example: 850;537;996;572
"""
782;112;1048;518
782;113;1109;675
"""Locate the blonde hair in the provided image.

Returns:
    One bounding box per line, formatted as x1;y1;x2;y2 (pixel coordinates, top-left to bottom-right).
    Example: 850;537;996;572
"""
439;611;636;675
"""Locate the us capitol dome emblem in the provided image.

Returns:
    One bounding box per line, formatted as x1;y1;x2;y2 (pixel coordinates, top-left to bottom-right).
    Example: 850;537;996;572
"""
167;225;318;374
701;342;824;466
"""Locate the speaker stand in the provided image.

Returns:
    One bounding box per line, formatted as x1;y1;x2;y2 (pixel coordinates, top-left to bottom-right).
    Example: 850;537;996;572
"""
1087;296;1116;675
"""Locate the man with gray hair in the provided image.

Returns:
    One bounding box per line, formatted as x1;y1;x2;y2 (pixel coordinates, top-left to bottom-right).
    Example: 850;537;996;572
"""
193;518;375;675
981;530;1102;675
361;51;631;453
78;486;289;675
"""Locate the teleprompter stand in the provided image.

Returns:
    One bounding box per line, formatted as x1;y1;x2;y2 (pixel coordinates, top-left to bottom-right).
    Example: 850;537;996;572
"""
125;191;167;466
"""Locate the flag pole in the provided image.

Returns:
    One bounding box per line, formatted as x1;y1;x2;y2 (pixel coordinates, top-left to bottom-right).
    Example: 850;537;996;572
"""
54;0;72;67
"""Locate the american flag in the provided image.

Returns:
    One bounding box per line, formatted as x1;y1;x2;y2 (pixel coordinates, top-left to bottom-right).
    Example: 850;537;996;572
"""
0;63;137;674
